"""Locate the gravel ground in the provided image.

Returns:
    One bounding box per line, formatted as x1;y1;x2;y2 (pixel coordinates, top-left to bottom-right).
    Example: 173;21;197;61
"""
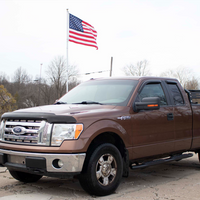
0;153;200;200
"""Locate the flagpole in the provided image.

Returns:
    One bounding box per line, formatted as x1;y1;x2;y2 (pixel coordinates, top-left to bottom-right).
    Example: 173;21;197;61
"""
66;9;69;93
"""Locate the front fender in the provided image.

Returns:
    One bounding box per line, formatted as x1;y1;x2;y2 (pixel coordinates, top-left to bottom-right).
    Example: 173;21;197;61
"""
59;119;132;153
81;119;131;150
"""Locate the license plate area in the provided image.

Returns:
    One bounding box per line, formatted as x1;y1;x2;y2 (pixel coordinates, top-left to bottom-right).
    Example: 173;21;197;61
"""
7;155;26;165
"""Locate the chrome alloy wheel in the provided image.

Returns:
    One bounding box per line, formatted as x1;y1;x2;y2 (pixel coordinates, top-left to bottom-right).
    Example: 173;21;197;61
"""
96;154;117;186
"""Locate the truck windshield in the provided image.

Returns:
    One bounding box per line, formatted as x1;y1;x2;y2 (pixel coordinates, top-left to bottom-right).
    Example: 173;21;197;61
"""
58;79;138;106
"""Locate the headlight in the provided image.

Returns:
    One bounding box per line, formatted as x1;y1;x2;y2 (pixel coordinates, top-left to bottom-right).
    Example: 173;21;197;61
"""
51;124;83;146
0;120;5;140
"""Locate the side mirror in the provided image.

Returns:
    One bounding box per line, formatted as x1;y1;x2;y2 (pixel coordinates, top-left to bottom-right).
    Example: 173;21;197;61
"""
134;97;160;112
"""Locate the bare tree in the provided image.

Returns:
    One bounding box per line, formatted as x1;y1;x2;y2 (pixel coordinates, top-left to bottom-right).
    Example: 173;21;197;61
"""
123;60;150;76
40;79;54;105
160;67;199;89
11;67;33;109
13;67;31;86
46;56;79;100
184;77;199;90
0;73;9;85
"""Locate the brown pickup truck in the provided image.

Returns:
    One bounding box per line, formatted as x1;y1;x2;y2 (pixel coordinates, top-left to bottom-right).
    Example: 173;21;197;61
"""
0;77;200;196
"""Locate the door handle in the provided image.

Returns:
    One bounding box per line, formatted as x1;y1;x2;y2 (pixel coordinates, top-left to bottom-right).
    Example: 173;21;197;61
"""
167;113;174;121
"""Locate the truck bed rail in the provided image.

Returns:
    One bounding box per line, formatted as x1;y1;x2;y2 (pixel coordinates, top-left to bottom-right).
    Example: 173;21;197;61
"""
186;90;200;104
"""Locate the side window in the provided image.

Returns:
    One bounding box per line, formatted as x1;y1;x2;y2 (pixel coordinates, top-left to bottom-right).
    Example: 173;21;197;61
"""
167;83;184;105
138;83;167;105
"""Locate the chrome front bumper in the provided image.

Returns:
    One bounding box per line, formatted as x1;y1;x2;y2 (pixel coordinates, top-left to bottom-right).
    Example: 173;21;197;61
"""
0;149;86;173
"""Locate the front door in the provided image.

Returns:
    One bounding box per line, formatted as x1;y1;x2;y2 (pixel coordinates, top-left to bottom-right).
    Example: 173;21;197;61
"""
131;81;175;160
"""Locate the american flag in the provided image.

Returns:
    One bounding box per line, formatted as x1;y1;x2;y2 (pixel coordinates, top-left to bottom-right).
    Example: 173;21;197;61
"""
69;14;98;50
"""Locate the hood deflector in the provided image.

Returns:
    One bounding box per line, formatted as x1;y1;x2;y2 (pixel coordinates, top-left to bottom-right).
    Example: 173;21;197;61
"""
1;112;77;124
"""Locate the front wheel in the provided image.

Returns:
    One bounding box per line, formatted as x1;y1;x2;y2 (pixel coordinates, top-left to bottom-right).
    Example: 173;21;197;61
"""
9;170;43;183
79;143;123;196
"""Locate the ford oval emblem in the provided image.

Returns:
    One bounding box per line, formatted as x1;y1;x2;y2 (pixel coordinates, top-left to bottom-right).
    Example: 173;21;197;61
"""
12;126;26;135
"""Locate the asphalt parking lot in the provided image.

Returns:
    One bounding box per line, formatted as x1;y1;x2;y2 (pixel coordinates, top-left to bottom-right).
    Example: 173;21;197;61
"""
0;153;200;200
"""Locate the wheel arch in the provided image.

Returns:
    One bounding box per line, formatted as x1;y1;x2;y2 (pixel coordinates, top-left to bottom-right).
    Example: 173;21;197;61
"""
82;131;129;177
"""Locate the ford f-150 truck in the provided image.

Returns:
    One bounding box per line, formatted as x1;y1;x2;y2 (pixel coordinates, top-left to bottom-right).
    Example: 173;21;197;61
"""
0;76;200;196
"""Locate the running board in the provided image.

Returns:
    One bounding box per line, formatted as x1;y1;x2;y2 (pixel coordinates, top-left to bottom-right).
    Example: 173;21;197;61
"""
131;153;193;170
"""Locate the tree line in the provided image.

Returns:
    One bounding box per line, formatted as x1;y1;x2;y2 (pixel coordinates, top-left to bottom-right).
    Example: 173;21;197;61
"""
0;56;80;116
123;59;199;90
0;57;199;116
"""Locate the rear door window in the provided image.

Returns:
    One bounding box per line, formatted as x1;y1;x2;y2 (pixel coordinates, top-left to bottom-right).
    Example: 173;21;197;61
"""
167;83;184;105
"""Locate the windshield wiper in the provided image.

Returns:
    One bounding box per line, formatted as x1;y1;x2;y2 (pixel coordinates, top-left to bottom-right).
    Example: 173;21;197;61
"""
54;101;67;105
73;101;103;105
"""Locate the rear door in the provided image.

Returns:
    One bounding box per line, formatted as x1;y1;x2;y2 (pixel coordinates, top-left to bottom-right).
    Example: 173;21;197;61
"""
165;81;192;151
131;80;176;159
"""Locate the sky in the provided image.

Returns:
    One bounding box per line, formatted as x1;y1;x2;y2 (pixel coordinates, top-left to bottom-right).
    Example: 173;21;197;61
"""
0;0;200;82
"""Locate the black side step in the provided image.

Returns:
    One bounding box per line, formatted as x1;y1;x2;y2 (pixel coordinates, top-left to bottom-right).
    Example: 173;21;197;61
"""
131;153;193;170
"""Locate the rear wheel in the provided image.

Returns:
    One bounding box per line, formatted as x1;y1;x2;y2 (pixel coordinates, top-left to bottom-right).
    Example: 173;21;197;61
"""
9;170;42;183
79;143;123;196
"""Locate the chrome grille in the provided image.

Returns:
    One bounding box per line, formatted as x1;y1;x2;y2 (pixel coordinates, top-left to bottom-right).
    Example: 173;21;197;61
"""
0;119;51;146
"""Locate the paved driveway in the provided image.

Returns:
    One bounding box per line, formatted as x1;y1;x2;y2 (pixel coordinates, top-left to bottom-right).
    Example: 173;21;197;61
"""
0;153;200;200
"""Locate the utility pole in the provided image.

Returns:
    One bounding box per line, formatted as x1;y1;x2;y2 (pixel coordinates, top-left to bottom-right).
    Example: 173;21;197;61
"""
110;57;113;77
39;63;42;106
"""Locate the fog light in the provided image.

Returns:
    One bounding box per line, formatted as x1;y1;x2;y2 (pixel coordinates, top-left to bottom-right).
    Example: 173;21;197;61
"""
58;159;64;168
52;159;64;169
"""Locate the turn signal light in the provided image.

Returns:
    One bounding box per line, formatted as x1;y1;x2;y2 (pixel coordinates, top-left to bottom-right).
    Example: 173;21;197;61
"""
147;104;158;107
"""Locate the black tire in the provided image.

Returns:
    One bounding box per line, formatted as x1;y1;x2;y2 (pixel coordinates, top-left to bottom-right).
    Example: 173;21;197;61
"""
9;170;42;183
79;143;123;196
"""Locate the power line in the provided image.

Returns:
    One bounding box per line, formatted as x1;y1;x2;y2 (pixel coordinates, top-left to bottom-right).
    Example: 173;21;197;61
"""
78;70;109;76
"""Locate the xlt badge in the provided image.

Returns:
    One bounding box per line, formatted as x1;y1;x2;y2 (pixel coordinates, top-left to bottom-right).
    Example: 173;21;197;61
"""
117;116;131;120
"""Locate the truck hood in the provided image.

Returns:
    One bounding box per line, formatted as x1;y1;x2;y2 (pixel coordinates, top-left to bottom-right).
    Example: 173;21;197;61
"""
14;104;117;116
